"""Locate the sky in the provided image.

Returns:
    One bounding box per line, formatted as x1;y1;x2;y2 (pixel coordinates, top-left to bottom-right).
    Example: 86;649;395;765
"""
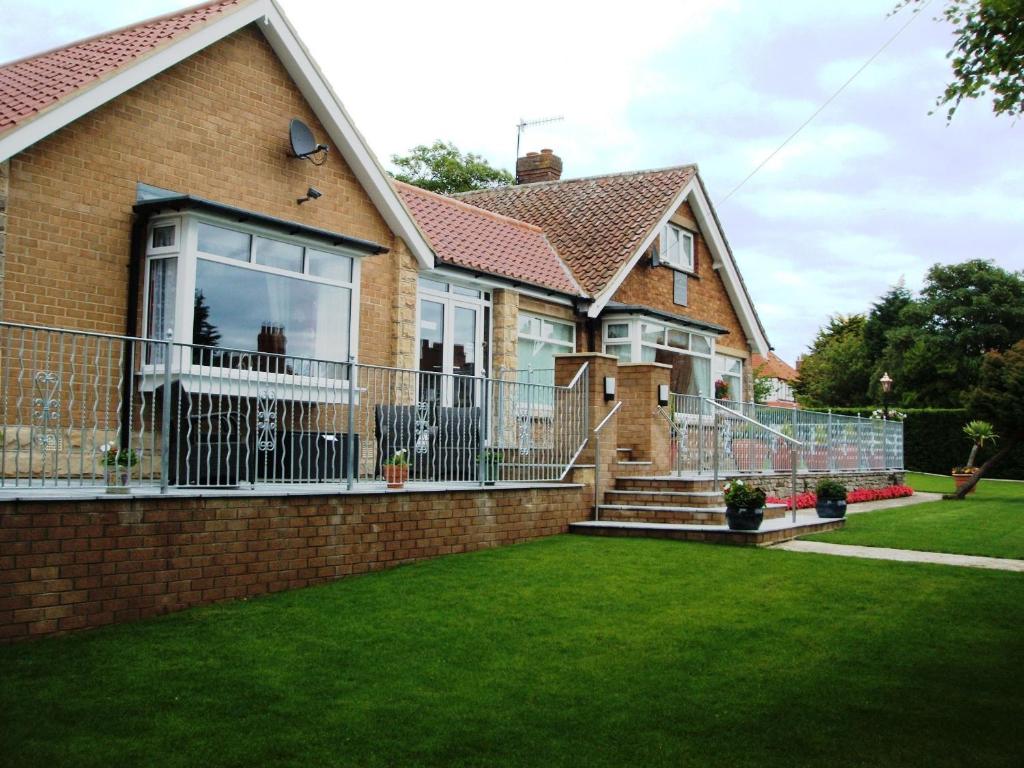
2;0;1022;363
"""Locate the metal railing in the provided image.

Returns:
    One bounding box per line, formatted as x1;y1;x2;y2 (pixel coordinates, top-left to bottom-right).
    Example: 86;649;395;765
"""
0;322;589;492
592;400;623;519
667;393;904;476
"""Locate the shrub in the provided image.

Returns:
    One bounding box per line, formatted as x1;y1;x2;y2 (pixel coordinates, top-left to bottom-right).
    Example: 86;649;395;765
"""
815;478;848;501
722;480;767;509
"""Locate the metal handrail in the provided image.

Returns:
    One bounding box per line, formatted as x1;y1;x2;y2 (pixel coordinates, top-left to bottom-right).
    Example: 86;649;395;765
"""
702;398;803;447
703;398;799;522
592;400;623;518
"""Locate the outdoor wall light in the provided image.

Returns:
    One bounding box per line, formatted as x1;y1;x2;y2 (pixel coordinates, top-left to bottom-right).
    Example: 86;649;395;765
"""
658;384;669;406
604;376;616;402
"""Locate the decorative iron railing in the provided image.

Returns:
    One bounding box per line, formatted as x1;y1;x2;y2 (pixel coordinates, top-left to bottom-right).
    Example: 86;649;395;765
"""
0;322;589;491
666;393;904;476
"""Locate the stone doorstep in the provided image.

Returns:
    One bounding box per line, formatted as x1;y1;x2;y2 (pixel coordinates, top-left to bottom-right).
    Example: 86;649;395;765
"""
569;517;845;546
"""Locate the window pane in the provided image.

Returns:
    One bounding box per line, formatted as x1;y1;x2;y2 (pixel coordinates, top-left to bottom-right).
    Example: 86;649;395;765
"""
151;224;175;249
146;258;177;347
606;323;629;340
518;338;553;373
681;231;694;268
542;319;574;344
641;323;664;344
307;248;353;282
518;314;539;336
419;300;445;374
196;222;250;261
607;344;632;363
691;356;711;397
691;334;711;354
418;277;448;293
640;346;657;362
193;259;350;367
667;328;689;350
453;285;481;298
254;236;303;272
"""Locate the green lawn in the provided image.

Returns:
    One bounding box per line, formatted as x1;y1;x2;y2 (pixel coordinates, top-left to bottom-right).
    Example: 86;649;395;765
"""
804;472;1024;559
2;536;1023;767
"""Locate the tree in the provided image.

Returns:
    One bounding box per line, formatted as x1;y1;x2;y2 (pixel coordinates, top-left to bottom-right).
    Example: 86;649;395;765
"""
752;363;774;405
951;341;1024;498
899;0;1024;120
391;141;514;194
793;315;873;408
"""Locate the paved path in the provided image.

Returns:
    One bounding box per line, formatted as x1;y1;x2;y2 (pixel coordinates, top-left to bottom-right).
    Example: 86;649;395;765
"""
774;540;1024;572
845;491;942;514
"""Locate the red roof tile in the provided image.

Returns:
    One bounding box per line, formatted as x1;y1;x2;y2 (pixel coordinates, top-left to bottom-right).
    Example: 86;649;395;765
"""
457;166;696;296
0;0;247;137
395;181;583;297
752;352;799;381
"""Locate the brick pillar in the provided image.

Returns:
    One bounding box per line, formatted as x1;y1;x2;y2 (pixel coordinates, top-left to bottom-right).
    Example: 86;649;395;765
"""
616;362;672;473
392;243;418;371
491;288;519;377
555;353;619;505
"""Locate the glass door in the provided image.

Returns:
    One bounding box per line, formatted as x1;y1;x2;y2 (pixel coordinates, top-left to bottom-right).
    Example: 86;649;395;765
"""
417;292;487;407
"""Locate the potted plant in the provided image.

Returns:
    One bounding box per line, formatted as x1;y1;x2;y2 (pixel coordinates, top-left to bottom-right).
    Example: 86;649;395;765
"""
382;449;409;489
714;378;730;401
722;479;767;531
814;478;848;518
98;444;140;493
482;449;502;486
952;420;997;494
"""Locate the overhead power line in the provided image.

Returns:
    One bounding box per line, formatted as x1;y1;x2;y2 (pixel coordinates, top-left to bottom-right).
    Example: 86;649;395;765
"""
718;0;932;205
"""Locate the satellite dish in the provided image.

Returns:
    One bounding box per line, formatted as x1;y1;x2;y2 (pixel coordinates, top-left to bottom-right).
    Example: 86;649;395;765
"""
289;118;329;163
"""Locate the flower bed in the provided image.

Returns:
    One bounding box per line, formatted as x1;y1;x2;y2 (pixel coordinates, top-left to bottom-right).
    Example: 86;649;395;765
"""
768;485;914;510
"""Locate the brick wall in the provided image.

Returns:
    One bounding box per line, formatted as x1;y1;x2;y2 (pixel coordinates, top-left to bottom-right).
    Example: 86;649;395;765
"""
1;25;401;369
611;201;750;349
0;483;588;641
492;289;519;375
0;159;7;321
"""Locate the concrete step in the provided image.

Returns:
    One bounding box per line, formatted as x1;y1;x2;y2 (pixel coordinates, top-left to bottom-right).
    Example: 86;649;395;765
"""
597;502;788;525
569;516;845;546
613;476;720;492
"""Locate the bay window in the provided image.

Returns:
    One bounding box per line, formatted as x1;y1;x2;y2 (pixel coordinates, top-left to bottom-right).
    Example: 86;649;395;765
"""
142;213;361;378
602;318;714;397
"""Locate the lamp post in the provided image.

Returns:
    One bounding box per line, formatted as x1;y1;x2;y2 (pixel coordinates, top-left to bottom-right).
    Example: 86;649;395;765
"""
879;372;893;419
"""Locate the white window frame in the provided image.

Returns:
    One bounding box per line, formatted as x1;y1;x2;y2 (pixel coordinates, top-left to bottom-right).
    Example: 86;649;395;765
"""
139;213;363;401
515;312;575;384
714;352;744;403
601;317;715;396
661;223;695;272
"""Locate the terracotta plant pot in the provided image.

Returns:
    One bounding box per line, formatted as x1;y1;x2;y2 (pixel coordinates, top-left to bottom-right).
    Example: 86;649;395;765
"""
952;472;978;495
383;464;409;489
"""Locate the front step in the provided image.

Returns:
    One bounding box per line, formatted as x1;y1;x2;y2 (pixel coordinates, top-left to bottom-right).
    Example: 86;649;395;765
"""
605;489;724;508
596;503;788;525
569;516;845;547
614;476;720;492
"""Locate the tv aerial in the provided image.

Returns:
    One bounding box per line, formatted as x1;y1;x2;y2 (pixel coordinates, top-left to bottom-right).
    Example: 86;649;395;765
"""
515;115;564;164
289;118;329;165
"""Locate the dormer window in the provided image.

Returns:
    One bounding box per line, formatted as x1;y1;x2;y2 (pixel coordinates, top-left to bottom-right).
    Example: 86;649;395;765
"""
661;223;694;272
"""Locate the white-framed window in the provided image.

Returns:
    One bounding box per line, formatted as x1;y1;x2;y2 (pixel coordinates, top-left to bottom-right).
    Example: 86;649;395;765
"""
661;223;694;272
142;214;361;376
714;353;744;402
516;313;575;386
602;318;713;397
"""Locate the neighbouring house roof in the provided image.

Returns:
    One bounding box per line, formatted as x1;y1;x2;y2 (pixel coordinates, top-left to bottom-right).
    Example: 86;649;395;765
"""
752;352;799;382
394;182;584;297
0;0;436;269
0;0;246;136
457;166;696;298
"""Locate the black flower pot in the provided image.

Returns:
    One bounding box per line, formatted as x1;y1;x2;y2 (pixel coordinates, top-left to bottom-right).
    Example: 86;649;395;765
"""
725;505;764;531
815;499;847;518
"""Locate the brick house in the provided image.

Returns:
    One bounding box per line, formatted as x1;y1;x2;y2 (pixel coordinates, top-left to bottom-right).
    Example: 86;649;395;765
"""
752;352;800;408
0;0;903;640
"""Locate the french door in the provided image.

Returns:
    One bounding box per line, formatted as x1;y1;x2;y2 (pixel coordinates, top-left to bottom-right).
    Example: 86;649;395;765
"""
417;294;487;408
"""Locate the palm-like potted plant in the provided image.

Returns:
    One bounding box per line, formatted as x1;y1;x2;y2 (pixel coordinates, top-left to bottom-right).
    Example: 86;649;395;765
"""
382;449;409;489
952;420;997;494
815;478;847;518
722;480;767;531
98;444;140;493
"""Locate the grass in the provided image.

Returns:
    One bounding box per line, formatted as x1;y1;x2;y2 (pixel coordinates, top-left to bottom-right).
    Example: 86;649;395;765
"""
2;535;1023;767
804;472;1024;560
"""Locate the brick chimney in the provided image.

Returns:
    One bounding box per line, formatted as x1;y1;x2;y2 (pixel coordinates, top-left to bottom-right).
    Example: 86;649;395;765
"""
516;148;562;184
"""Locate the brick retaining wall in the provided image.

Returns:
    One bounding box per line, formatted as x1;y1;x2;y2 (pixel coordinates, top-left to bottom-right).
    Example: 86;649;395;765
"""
0;484;587;642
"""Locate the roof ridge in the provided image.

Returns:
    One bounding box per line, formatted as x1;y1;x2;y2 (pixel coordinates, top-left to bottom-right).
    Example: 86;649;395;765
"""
0;0;251;70
453;163;698;197
392;180;547;234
